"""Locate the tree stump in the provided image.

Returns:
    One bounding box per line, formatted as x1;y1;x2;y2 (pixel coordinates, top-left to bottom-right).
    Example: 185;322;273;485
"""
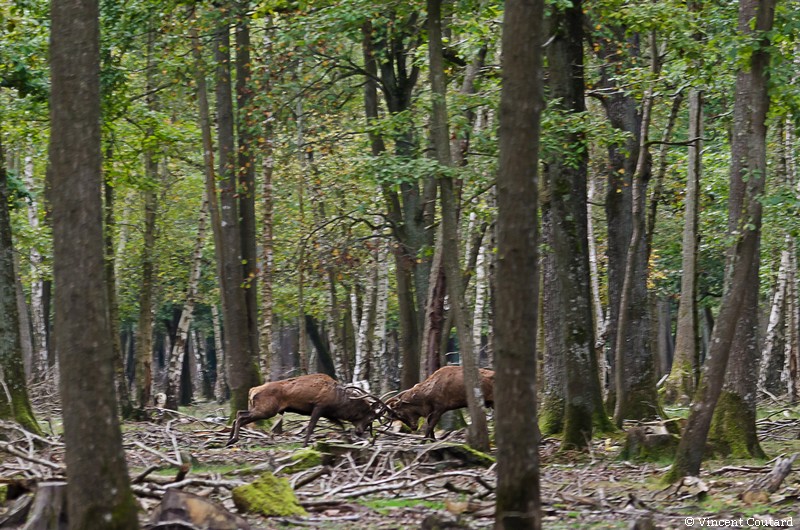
22;481;67;530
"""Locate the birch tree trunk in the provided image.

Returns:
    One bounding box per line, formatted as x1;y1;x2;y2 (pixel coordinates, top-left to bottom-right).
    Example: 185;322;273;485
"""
212;303;227;402
23;155;48;378
373;232;390;393
472;240;487;360
259;105;275;380
783;246;799;400
165;196;209;410
759;242;790;395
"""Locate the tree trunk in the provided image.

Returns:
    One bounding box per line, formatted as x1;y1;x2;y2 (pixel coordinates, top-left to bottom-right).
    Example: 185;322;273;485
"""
361;17;430;390
542;0;610;448
135;165;157;412
668;0;776;480
420;227;446;378
613;30;662;427
49;0;138;521
0;138;40;434
759;244;789;395
427;0;489;451
212;304;227;402
665;88;703;405
22;154;48;379
373;231;390;393
259;61;275;380
165;197;209;410
213;16;260;414
235;1;260;369
494;0;544;525
14;253;34;379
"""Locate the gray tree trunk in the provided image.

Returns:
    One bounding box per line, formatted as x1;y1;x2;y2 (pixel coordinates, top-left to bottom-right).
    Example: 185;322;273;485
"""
49;0;138;521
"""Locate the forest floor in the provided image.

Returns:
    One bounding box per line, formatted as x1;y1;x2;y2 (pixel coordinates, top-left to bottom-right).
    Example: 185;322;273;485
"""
2;394;800;529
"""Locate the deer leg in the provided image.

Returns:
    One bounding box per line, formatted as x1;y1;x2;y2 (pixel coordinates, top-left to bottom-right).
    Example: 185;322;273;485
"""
424;411;443;440
304;407;324;447
227;410;255;446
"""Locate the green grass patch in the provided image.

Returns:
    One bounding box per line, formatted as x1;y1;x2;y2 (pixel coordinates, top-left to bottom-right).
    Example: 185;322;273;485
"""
360;498;445;514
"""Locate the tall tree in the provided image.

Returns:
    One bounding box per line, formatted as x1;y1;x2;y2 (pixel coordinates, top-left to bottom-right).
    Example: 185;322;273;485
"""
235;1;260;365
611;29;662;426
541;0;611;448
0;137;40;434
668;0;776;480
213;10;261;413
49;0;139;524
664;89;703;404
361;12;432;389
494;0;544;525
427;0;489;450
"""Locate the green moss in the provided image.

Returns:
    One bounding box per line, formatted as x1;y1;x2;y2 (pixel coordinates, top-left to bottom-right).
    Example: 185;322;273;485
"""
232;472;307;517
442;442;495;467
538;396;564;436
362;498;444;514
282;448;322;474
709;391;766;460
0;485;6;503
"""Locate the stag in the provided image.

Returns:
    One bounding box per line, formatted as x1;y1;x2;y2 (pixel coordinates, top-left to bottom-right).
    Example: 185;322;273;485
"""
226;374;388;447
386;366;494;439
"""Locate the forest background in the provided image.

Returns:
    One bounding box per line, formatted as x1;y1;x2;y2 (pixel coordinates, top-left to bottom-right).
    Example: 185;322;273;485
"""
1;0;800;523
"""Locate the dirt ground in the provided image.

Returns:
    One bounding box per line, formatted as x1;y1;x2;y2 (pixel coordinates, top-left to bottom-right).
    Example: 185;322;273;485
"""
2;398;800;529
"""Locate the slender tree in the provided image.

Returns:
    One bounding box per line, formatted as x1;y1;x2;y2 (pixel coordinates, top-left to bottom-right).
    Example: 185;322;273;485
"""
49;0;138;524
213;10;261;413
427;0;489;450
668;0;776;480
664;88;703;405
494;0;544;525
0;137;41;434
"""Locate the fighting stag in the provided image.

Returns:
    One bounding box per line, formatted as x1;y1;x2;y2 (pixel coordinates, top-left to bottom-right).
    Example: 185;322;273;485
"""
226;374;388;447
386;365;494;440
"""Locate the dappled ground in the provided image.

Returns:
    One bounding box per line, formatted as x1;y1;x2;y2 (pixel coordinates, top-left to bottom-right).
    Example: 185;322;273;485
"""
2;392;800;528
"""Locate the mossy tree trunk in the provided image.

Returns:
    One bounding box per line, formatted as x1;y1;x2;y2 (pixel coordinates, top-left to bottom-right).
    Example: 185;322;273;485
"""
668;0;776;481
541;0;611;449
0;138;41;435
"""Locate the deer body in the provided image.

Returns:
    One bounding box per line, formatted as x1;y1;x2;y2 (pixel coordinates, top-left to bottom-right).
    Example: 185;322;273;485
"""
227;373;385;446
386;366;494;439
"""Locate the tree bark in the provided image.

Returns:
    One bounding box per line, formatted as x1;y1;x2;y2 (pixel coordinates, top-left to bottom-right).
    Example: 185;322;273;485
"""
235;1;260;370
613;30;662;427
665;89;703;405
494;0;544;526
49;0;138;522
213;15;260;414
759;243;790;395
361;17;430;389
541;0;610;448
0;138;40;434
164;196;209;410
427;0;489;451
668;0;776;480
22;154;48;379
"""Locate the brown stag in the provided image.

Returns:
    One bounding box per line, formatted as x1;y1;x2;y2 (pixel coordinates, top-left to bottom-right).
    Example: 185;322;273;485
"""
386;366;494;439
226;373;388;447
